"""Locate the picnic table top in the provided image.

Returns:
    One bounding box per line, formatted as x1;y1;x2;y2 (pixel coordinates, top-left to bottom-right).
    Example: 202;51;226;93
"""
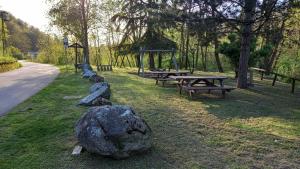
149;71;190;74
169;75;228;80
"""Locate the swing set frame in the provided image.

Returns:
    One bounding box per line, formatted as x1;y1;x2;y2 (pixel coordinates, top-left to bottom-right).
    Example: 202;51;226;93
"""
138;47;178;77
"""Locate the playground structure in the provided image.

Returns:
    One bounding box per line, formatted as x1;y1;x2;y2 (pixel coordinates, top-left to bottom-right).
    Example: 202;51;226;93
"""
138;48;178;77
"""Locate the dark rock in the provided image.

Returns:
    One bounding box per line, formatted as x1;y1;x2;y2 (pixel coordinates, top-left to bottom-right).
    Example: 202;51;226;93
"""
91;97;112;106
78;85;110;106
90;82;110;94
75;105;152;159
82;70;97;79
89;75;104;83
79;64;93;72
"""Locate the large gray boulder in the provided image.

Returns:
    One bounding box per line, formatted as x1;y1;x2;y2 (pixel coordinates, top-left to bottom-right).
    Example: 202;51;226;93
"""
90;82;110;94
82;70;97;79
78;85;111;106
80;64;93;72
75;105;152;159
91;97;112;106
89;75;105;83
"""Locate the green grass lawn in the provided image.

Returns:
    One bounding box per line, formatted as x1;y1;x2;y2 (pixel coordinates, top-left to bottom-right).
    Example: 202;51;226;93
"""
0;68;299;169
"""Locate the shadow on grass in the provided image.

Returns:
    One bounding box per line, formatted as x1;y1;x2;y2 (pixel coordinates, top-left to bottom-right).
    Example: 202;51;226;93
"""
93;70;300;168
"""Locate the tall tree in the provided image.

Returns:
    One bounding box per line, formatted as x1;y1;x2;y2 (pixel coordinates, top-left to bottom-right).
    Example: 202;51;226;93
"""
47;0;99;64
237;0;257;88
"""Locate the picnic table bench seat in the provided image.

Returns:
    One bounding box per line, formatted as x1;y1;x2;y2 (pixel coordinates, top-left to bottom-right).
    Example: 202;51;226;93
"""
182;85;236;98
156;77;180;86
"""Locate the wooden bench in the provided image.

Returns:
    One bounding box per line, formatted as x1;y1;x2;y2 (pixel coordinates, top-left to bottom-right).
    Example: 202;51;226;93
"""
182;85;236;98
97;65;113;71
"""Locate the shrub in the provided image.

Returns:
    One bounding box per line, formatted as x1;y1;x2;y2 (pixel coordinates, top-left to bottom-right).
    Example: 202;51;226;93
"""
0;56;18;64
0;56;22;73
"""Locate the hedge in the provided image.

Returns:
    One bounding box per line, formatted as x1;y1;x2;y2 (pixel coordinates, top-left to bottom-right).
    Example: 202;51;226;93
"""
0;57;22;73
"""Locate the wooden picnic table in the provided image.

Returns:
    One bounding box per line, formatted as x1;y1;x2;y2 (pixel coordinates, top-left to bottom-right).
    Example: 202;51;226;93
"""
169;75;235;98
150;71;190;86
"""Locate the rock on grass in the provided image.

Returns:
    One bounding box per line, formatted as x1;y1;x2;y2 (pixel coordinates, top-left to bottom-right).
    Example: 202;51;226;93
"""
90;82;110;94
75;105;152;159
78;85;111;106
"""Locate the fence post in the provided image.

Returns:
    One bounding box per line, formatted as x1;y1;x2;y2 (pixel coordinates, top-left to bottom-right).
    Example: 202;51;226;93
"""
272;74;278;86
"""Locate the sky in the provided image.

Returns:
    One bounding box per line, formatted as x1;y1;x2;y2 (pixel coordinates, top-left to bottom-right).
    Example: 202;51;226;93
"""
0;0;50;32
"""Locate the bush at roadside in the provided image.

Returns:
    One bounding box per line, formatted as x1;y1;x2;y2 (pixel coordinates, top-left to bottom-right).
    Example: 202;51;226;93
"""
0;56;22;73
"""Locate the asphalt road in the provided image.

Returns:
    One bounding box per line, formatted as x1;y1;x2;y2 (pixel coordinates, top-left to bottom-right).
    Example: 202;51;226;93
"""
0;61;59;116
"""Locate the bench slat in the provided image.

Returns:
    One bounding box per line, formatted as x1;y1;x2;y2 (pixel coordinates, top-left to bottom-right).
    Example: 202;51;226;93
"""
157;78;176;81
182;86;235;91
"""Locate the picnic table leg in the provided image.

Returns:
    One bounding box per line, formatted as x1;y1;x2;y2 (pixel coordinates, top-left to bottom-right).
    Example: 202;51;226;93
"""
179;80;183;95
219;79;224;87
189;90;193;98
291;78;296;93
222;90;226;98
220;79;225;97
261;71;264;80
207;80;211;94
155;74;159;85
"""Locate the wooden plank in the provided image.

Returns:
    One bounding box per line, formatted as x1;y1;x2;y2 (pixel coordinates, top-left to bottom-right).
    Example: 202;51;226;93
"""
170;75;228;80
157;78;176;81
182;86;235;91
150;71;189;74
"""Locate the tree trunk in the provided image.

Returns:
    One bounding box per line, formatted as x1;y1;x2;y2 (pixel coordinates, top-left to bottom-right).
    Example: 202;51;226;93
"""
185;24;190;70
211;0;224;72
266;19;286;73
214;38;224;72
136;54;140;67
180;24;185;68
195;40;200;69
149;52;155;70
81;0;90;64
237;0;257;89
201;46;207;71
158;52;162;68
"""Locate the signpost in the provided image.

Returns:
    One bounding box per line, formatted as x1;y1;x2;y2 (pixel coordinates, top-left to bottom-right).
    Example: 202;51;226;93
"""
63;36;69;71
69;43;83;73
